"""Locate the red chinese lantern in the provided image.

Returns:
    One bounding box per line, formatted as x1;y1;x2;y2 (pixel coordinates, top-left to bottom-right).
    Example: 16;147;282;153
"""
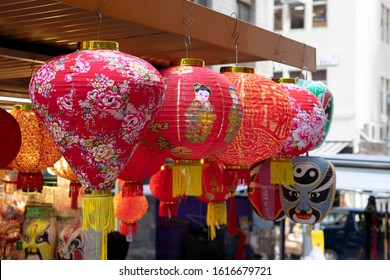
249;159;285;221
113;188;148;237
143;58;242;197
29;41;164;259
149;163;181;218
272;78;326;185
214;67;292;234
50;156;82;209
118;142;166;197
0;107;22;168
198;160;230;240
9;105;62;192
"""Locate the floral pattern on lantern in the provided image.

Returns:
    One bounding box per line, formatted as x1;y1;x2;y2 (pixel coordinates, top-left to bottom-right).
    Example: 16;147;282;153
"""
143;58;242;197
9;105;62;192
0;107;22;168
29;41;164;259
296;79;334;148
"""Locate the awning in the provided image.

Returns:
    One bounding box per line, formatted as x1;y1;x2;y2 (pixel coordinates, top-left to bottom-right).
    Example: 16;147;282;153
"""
310;141;351;156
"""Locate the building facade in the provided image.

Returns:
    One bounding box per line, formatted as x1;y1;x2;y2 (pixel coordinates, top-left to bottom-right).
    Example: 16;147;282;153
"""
195;0;390;155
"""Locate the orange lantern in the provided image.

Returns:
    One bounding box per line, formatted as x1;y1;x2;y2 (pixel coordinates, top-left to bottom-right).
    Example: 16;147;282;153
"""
113;188;148;237
143;58;242;197
271;78;326;185
149;163;181;218
198;160;230;240
50;156;82;209
9;104;62;192
0;107;21;168
214;66;292;234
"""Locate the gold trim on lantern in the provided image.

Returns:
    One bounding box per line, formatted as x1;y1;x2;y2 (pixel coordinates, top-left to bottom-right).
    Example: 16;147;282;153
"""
77;41;119;51
13;104;33;110
83;189;112;196
170;58;205;67
220;66;255;74
174;159;201;166
224;164;250;170
272;78;296;84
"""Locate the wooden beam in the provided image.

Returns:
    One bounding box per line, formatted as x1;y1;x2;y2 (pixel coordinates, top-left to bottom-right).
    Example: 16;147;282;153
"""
57;0;316;71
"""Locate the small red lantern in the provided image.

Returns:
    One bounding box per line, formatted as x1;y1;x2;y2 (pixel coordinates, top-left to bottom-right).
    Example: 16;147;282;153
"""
143;58;242;197
50;156;82;209
113;188;148;237
149;163;181;218
197;160;230;240
0;107;21;168
271;78;326;185
214;67;292;234
9;105;62;192
249;159;285;221
29;41;164;259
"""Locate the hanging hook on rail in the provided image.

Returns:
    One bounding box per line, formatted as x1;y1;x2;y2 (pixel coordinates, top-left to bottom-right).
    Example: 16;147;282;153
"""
95;0;109;42
229;12;240;65
183;1;194;58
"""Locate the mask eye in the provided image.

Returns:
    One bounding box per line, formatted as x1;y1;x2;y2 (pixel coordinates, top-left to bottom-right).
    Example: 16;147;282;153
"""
282;185;300;202
308;188;330;203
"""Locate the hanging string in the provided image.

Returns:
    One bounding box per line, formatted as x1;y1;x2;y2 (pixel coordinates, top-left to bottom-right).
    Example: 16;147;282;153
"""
272;34;285;77
183;1;194;58
29;52;36;79
230;12;240;65
95;0;109;42
302;43;308;80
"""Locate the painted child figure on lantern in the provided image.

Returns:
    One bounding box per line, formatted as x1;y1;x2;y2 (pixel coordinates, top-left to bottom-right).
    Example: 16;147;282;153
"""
185;82;216;143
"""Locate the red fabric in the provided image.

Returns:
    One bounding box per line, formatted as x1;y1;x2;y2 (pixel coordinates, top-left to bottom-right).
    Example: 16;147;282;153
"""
0;108;21;168
228;196;238;236
69;182;82;209
16;171;44;192
248;160;285;221
119;221;137;236
119;181;144;197
29;48;164;191
149;165;181;217
215;72;292;165
143;64;242;160
118;142;166;181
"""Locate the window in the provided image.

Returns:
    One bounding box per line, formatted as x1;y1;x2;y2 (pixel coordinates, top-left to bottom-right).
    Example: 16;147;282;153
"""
237;0;253;23
381;3;390;43
290;3;305;29
313;0;327;27
312;69;327;84
380;76;390;115
193;0;209;7
289;70;304;79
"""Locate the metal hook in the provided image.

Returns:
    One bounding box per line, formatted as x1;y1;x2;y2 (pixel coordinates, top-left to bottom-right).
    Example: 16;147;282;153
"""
183;1;194;58
273;34;285;63
302;44;308;80
230;12;240;65
95;0;109;41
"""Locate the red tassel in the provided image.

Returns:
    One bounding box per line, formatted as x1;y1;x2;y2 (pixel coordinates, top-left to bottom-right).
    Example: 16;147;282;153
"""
159;201;178;218
70;182;82;210
119;221;137;236
228;195;238;235
17;171;44;192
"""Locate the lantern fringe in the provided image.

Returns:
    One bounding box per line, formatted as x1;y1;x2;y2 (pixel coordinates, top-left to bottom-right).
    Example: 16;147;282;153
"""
207;201;227;240
270;158;294;185
228;195;238;236
172;164;202;197
119;221;137;236
159;201;178;218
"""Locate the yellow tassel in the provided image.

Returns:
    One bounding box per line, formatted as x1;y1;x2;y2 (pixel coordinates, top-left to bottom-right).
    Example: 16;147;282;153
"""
270;158;294;185
172;160;202;197
207;202;227;240
82;191;115;260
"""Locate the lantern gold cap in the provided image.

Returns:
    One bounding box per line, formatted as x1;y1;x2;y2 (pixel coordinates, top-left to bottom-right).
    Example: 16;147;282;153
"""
220;66;255;74
77;41;119;51
272;77;296;84
13;104;33;110
170;58;205;67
